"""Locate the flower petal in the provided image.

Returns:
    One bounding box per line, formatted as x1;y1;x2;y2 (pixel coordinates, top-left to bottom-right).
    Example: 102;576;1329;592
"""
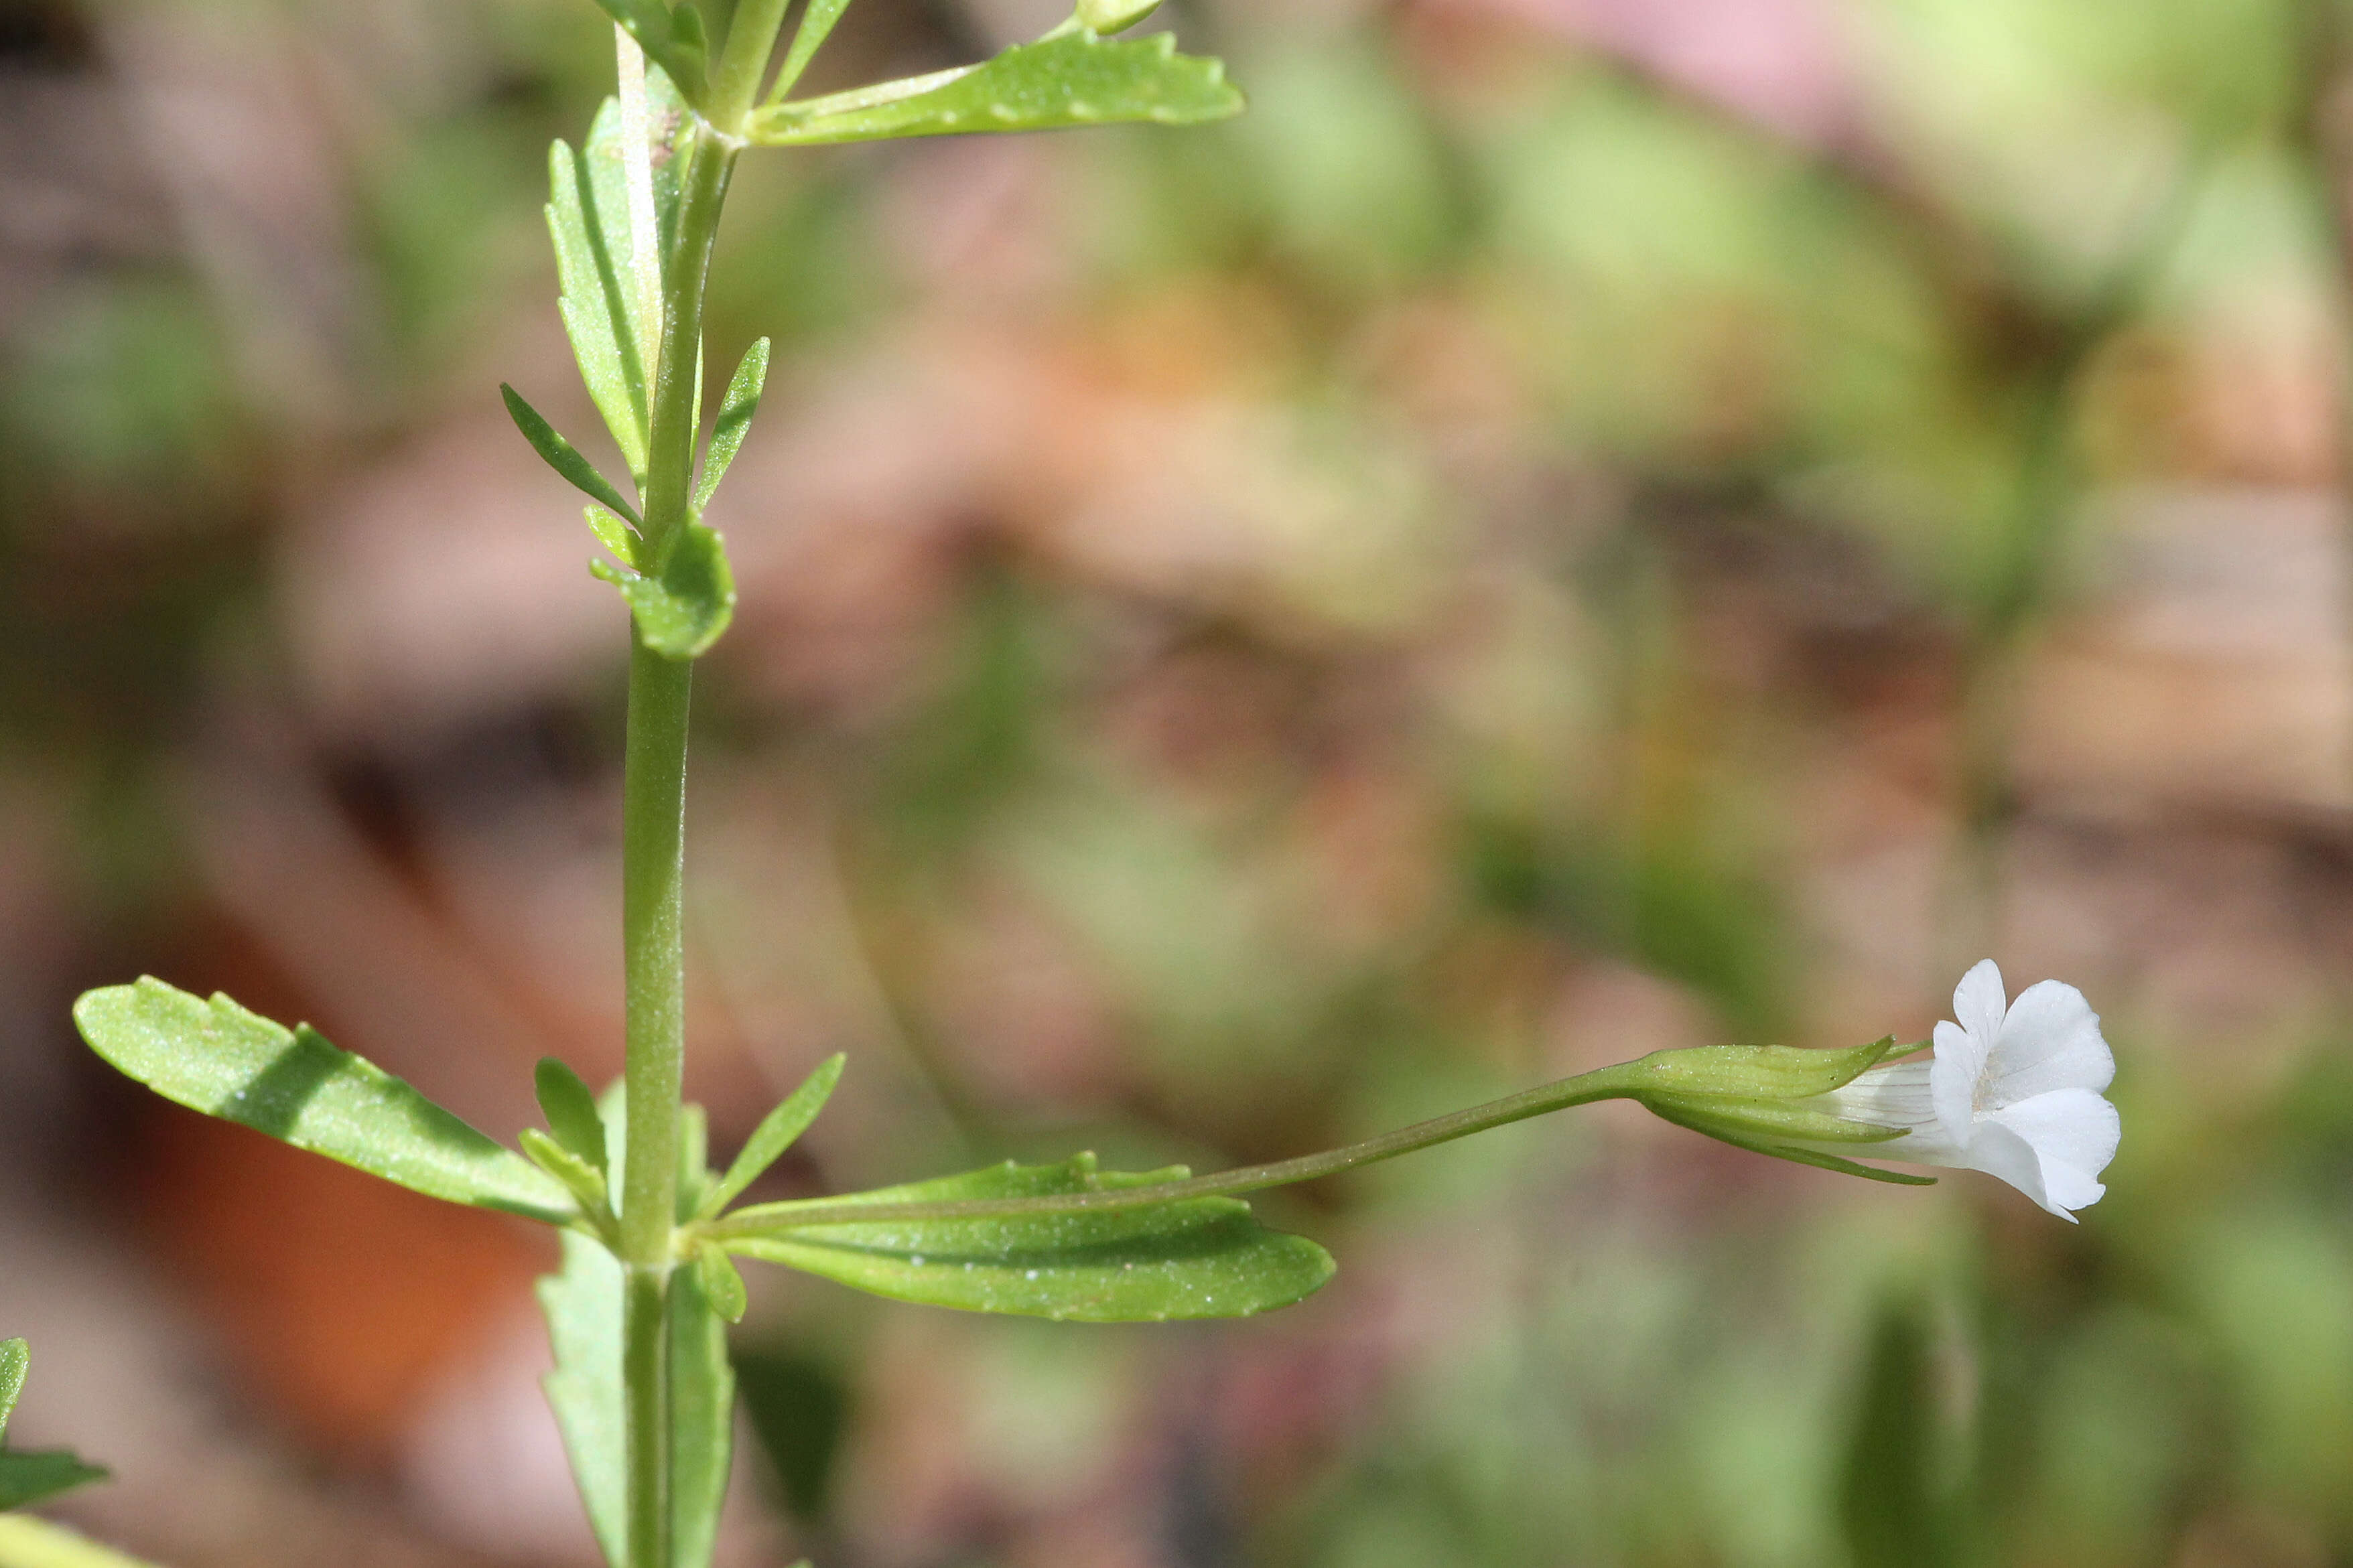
1985;1087;2120;1214
1988;980;2114;1101
1823;1062;1965;1163
1929;1020;1982;1147
1952;959;2009;1050
1959;1117;2060;1218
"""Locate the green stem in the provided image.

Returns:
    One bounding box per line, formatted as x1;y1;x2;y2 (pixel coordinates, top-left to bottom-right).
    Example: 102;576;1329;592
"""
620;637;693;1267
711;1061;1650;1235
0;1518;163;1568
616;97;738;1568
622;1264;671;1568
710;0;793;131
640;129;738;561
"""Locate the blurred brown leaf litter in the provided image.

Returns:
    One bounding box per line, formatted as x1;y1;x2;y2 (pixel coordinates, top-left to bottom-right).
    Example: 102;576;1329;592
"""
5;0;2353;1563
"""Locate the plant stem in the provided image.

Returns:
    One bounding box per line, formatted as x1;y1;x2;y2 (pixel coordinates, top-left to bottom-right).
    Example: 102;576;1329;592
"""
615;87;741;1568
0;1518;163;1568
710;0;793;129
621;638;695;1269
621;1261;673;1568
712;1060;1653;1234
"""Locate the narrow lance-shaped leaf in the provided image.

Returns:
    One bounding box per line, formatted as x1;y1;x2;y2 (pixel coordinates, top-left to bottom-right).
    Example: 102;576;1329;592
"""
724;1154;1335;1322
549;136;649;483
588;0;709;105
536;1058;610;1171
0;1342;109;1513
503;384;646;532
0;1342;23;1441
749;33;1243;146
538;1111;735;1568
522;1129;619;1226
766;0;854;103
592;520;736;659
677;1101;710;1220
539;1233;626;1567
0;1453;110;1513
74;979;574;1224
694;1241;749;1324
700;1052;842;1219
693;338;770;510
669;1260;736;1568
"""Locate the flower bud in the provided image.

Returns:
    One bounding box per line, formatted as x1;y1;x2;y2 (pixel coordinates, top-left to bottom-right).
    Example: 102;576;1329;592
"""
1621;1038;1936;1185
1077;0;1162;33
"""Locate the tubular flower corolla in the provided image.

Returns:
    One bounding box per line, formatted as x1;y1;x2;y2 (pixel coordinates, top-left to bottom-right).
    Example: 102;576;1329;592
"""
1818;960;2120;1219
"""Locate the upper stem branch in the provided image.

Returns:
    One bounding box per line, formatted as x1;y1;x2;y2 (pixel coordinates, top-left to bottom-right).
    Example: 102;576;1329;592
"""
711;1061;1651;1235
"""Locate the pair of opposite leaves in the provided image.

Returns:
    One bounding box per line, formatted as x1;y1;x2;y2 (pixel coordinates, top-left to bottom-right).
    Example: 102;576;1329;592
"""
504;18;1243;660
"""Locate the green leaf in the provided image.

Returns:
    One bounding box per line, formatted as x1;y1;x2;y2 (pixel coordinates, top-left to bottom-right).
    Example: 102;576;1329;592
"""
1643;1099;1937;1186
1077;0;1162;33
538;1242;736;1568
700;1054;843;1219
725;1154;1335;1322
768;0;854;102
1626;1038;1908;1101
0;1343;109;1513
669;2;709;68
522;1129;618;1226
669;1263;736;1568
694;1241;749;1324
598;68;697;289
502;384;646;532
0;1452;109;1512
750;33;1243;146
547;136;649;484
585;504;641;565
536;1058;610;1172
693;338;769;510
590;0;709;104
677;1102;710;1221
74;978;574;1224
592;520;737;659
0;1342;23;1443
539;1232;626;1568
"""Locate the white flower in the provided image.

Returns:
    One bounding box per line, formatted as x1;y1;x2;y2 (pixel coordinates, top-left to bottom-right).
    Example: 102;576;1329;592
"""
1820;960;2120;1220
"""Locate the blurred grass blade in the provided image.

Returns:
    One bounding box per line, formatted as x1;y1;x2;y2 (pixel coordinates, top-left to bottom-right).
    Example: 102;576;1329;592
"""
537;1058;611;1171
502;385;645;530
548;136;649;482
701;1053;843;1218
725;1154;1335;1321
734;1350;850;1524
592;520;737;658
74;979;573;1224
693;338;770;510
750;33;1243;145
767;0;854;102
1840;1296;1965;1568
669;1259;736;1568
539;1232;626;1567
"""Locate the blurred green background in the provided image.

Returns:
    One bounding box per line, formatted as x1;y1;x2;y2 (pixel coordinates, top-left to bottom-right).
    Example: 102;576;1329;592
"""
2;0;2351;1564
